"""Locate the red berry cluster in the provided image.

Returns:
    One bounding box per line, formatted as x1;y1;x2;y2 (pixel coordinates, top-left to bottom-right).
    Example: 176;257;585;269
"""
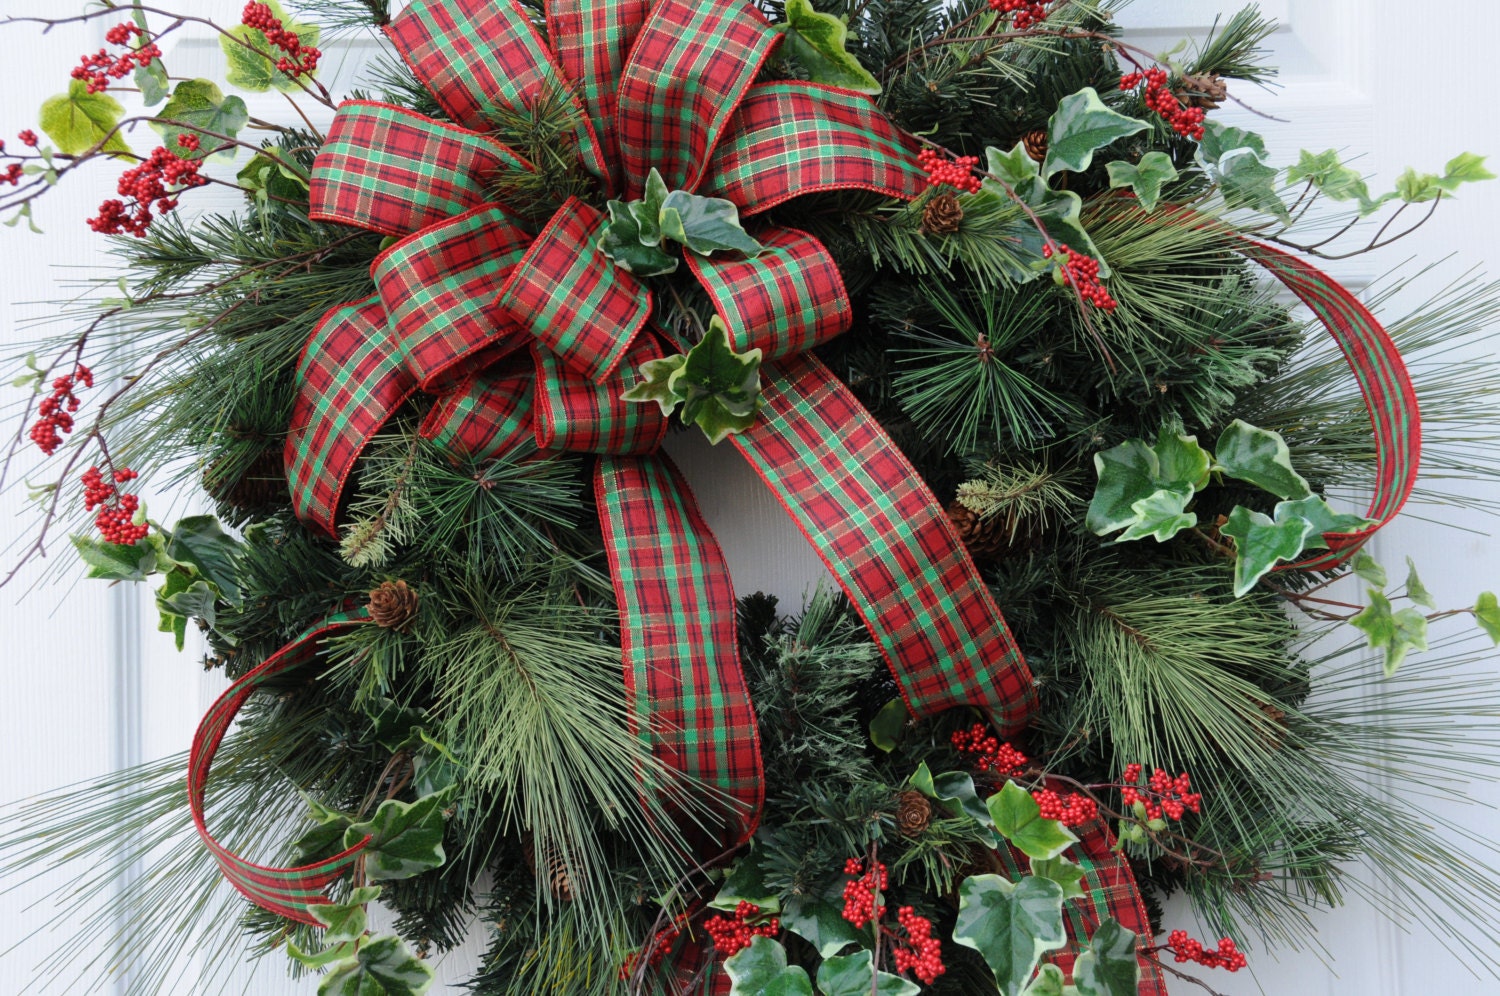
241;3;322;78
1032;788;1099;826
89;138;208;237
1121;765;1202;821
1043;244;1118;311
83;466;149;545
1166;930;1247;972
18;130;38;148
71;23;162;94
917;148;982;194
617;914;686;979
29;364;92;455
703;901;780;959
987;0;1062;28
1119;68;1206;141
951;723;1028;773
891;906;946;984
840;857;889;928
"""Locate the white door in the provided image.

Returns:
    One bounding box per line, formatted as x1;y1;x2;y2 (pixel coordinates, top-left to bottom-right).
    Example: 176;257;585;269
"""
2;1;1497;992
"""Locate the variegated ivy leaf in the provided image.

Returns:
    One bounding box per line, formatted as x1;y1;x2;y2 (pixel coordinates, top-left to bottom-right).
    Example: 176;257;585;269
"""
308;886;383;945
619;354;687;414
1221;504;1319;598
343;793;448;882
953;874;1067;996
623;318;763;444
1404;557;1437;610
1114;489;1196;544
150;80;249;162
907;761;998;845
1275;495;1373;550
1042;87;1149;180
987;781;1078;861
1198;120;1268;167
222;0;321;93
1352;551;1388;587
600;198;679;276
1106;152;1179;212
778;0;881;95
723;936;814;996
1350;588;1428;676
1021;964;1067;996
816;950;921;996
1028;856;1087;901
317;934;434;996
1072;918;1141;996
1214;420;1311;500
710;846;780;914
602;168;762;273
660;189;764;257
1087;430;1210;537
1287;149;1386;216
1395;153;1495;204
781;893;866;958
983;144;1111;277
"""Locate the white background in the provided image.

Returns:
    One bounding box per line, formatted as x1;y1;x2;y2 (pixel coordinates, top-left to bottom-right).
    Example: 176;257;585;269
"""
1;1;1499;993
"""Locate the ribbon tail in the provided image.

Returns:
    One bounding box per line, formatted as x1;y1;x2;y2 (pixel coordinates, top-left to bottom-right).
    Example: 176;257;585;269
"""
730;354;1036;734
596;454;764;846
187;610;372;924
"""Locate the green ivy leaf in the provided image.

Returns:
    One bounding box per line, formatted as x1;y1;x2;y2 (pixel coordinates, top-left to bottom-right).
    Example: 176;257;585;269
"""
711;846;780;914
295;797;354;863
309;886;382;945
1198;120;1268;167
906;762;998;844
221;1;321;93
600;201;680;276
1105;152;1179;212
781;894;866;958
1475;592;1500;644
984;143;1111;276
1286;149;1383;215
1021;964;1067;996
1217;150;1290;221
629;168;671;246
1221;505;1315;598
70;533;157;581
987;781;1078;860
1042;87;1149;180
868;696;907;752
1350;588;1428;676
723;936;814;996
1114;489;1196;544
777;0;881;95
1352;551;1388;587
157;574;218;643
1072;919;1140;996
344;794;448;882
816;949;921;996
671;318;763;444
164;514;243;604
40;80;131;157
1028;856;1086;901
1272;495;1372;551
1214;421;1311;499
150;79;249;161
620;354;688;414
1404;557;1437;610
1437;152;1496;191
953;874;1067;996
318;934;434;996
1087;430;1209;537
660;189;764;257
1395;168;1443;204
287;937;359;970
237;151;312;205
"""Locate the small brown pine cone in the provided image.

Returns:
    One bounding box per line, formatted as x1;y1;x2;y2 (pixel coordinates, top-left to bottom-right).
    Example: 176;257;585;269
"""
368;580;419;631
1179;73;1229;110
946;501;1012;561
921;191;964;235
1022;128;1049;162
897;790;933;837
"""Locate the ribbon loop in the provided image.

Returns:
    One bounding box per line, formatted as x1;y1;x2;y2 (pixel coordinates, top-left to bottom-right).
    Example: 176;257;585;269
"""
545;0;652;192
421;366;536;464
310;102;528;237
532;336;669;455
687;225;852;360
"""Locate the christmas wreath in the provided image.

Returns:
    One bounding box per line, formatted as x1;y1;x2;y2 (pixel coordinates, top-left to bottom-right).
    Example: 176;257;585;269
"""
2;1;1500;994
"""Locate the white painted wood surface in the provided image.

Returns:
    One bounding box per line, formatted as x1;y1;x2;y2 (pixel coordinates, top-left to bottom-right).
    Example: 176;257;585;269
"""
1;1;1498;992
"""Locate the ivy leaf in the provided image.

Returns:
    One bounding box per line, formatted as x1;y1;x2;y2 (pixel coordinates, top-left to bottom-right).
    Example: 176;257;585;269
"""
1352;551;1388;587
287;937;359;970
1021;964;1067;996
1072;918;1140;996
907;762;998;844
308;886;382;945
620;354;688;414
1475;592;1500;644
295;798;353;863
1218;150;1291;222
660;189;764;257
1198;120;1268;167
1272;495;1372;551
221;0;321;93
600;201;680;276
317;934;434;996
1404;557;1437;610
984;144;1111;275
711;846;780;913
1286;149;1382;215
1214;420;1311;500
40;80;131;157
628;168;671;246
1105;152;1179;212
988;142;1043;190
130;6;170;107
816;949;921;996
70;533;157;581
723;936;814;996
1221;505;1315;598
987;781;1078;860
781;894;866;958
150;80;249;161
670;318;763;444
1350;589;1428;676
164;514;243;604
1115;489;1196;543
344;794;448;882
1042;87;1149;180
1436;152;1496;192
237;151;312;206
777;0;881;95
1395;168;1443;204
158;574;218;642
953;874;1067;996
868;696;907;752
1028;856;1087;901
1087;431;1209;537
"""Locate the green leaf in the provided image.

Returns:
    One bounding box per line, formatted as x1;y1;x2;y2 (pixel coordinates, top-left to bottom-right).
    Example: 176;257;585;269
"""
1286;149;1380;214
906;762;998;843
988;143;1042;189
1028;856;1086;901
1072;919;1139;996
158;575;218;634
631;168;671;246
953;874;1067;996
987;781;1078;860
984;144;1111;275
723;936;814;996
711;847;780;914
1438;152;1496;192
344;794;447;882
237;151;312;205
1115;489;1196;543
287;937;359;970
1475;592;1500;644
1352;551;1388;587
1272;495;1372;552
1105;152;1179;212
309;886;382;945
318;934;434;996
1021;964;1067;996
221;1;321;93
659;189;764;257
1221;505;1315;598
620;354;688;413
671;318;763;444
1218;151;1291;222
1350;588;1428;676
40;80;131;157
1042;87;1149;179
781;894;866;958
816;949;922;996
1214;420;1311;499
600;201;680;276
150;80;249;161
164;514;243;604
868;696;907;752
1396;168;1443;204
295;798;353;863
1087;431;1209;537
1404;558;1437;610
134;61;171;108
71;534;157;581
777;0;881;95
1199;120;1268;166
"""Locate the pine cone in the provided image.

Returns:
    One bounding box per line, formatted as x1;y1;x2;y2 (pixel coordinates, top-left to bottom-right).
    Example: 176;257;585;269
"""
921;191;964;235
897;790;933;837
368;580;419;631
1022;128;1049;162
524;835;574;901
946;501;1013;561
1179;73;1228;110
